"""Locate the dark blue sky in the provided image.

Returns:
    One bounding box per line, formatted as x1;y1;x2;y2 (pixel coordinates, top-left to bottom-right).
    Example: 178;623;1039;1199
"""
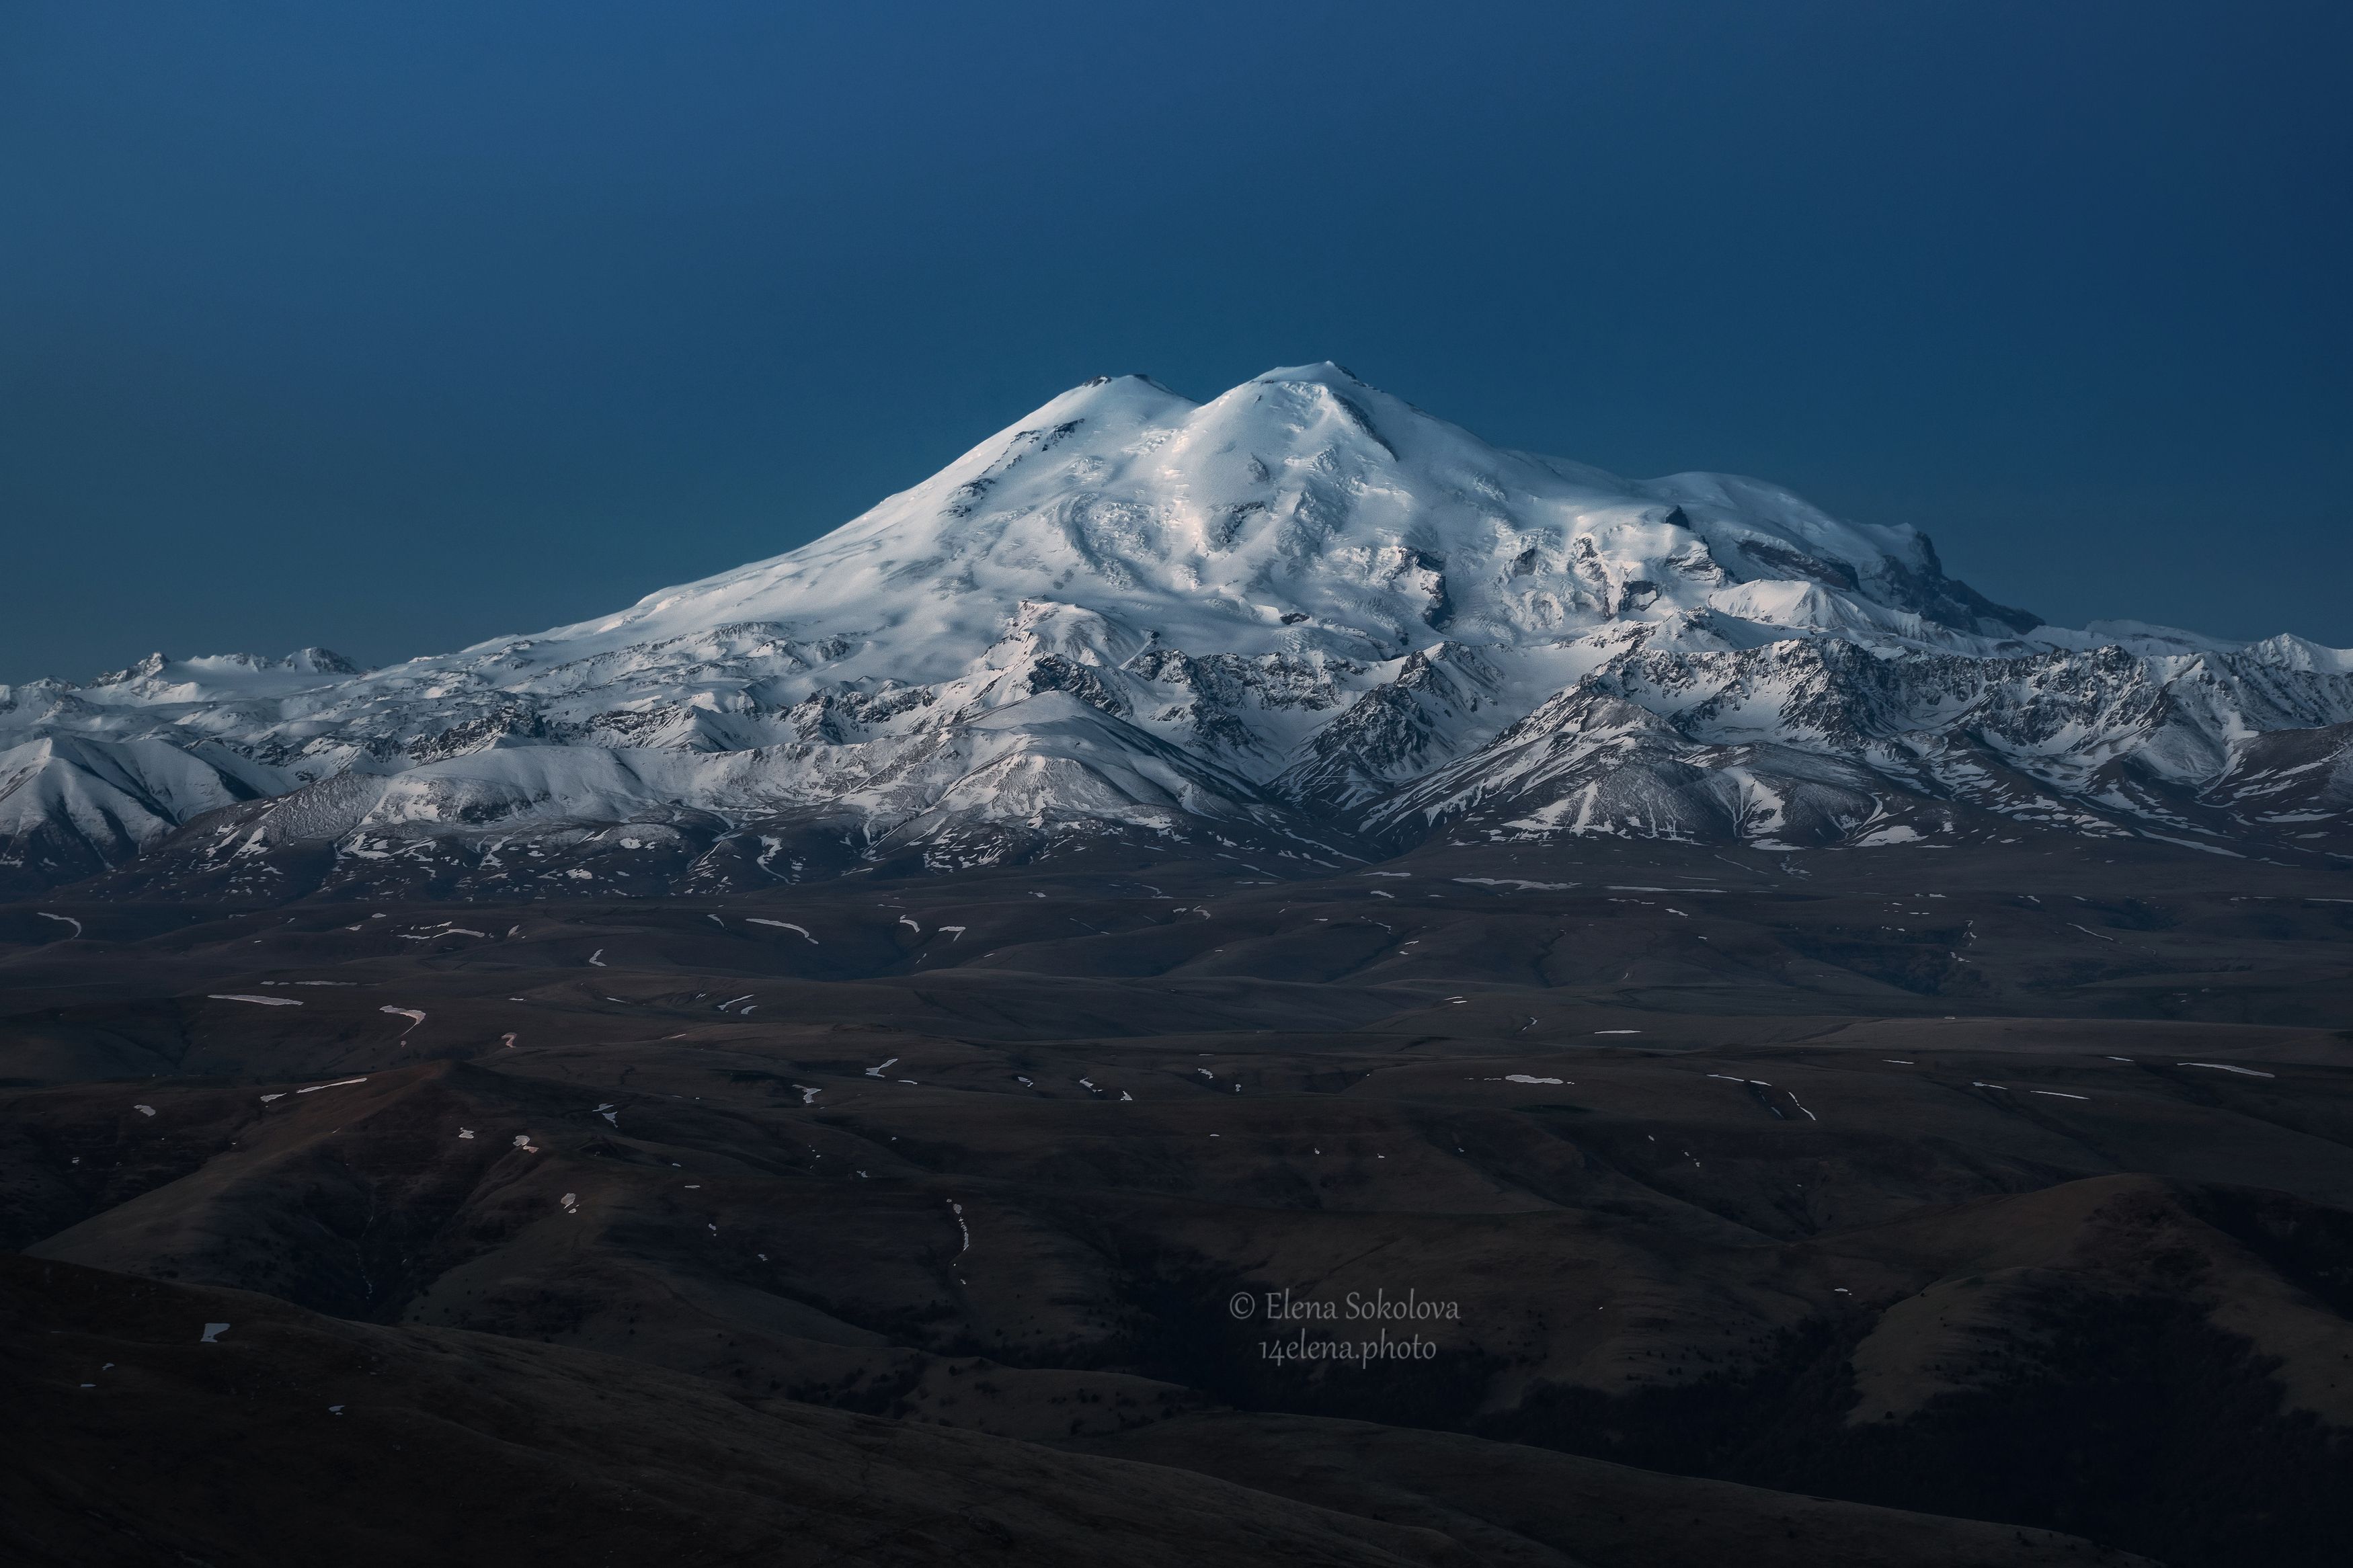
4;1;2348;682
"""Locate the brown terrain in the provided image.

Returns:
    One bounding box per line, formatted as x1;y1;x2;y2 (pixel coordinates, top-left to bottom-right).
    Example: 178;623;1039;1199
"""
5;835;2350;1565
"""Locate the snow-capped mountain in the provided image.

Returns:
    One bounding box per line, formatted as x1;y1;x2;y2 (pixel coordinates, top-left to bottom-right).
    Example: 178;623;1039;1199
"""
6;363;2351;899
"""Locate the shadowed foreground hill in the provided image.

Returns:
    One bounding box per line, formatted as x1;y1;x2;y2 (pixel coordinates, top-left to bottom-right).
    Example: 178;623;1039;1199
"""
1;1255;2151;1568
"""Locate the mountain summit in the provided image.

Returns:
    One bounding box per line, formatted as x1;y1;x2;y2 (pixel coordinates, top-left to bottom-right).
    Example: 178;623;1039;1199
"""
4;364;2350;897
526;362;2043;679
